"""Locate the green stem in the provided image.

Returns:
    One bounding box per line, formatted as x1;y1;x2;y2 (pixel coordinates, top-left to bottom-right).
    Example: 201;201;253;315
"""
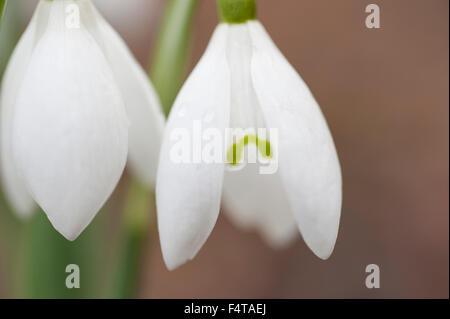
150;0;198;116
0;0;15;80
0;0;6;27
109;179;154;299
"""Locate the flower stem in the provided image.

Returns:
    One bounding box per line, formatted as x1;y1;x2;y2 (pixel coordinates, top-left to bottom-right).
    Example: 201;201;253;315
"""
0;0;6;27
217;0;256;24
0;0;17;79
150;0;198;116
109;178;154;299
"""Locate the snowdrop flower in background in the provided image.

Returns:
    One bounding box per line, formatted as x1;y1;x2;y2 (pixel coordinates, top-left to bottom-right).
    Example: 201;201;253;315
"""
94;0;159;31
156;0;342;270
22;0;160;60
93;0;160;61
22;0;159;27
0;0;164;239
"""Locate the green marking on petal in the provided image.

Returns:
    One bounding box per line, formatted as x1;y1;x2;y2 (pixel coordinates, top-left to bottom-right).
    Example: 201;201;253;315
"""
226;134;273;166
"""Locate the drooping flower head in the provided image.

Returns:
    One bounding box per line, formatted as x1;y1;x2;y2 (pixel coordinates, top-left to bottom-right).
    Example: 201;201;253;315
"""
156;0;342;270
0;0;164;239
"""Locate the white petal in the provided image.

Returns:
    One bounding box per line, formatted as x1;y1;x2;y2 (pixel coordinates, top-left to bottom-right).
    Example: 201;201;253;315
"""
248;21;342;259
226;23;265;130
223;162;298;248
81;1;165;188
156;24;230;270
12;1;129;240
0;0;51;218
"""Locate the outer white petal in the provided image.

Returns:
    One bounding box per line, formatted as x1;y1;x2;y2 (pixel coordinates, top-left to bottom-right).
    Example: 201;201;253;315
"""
248;21;342;259
79;0;165;188
12;1;129;240
223;162;298;248
226;23;265;130
156;24;230;270
0;1;51;218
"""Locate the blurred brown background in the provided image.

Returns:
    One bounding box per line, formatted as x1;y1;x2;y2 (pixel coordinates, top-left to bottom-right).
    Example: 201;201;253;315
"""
2;0;449;298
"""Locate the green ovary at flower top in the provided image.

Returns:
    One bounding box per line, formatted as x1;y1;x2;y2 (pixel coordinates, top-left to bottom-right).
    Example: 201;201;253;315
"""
217;0;256;24
156;0;343;271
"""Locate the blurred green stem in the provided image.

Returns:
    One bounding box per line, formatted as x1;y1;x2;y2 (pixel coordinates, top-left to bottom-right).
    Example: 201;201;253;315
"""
151;0;198;115
110;179;154;298
0;1;6;27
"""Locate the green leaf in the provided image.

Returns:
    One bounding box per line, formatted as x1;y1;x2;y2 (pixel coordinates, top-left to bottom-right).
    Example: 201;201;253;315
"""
23;210;106;298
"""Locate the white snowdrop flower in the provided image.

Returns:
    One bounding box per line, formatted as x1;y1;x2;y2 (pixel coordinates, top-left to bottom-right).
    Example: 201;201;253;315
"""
156;0;342;270
0;0;164;239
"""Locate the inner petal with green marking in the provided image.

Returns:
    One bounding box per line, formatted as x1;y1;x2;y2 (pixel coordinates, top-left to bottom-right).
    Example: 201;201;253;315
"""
226;134;273;166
